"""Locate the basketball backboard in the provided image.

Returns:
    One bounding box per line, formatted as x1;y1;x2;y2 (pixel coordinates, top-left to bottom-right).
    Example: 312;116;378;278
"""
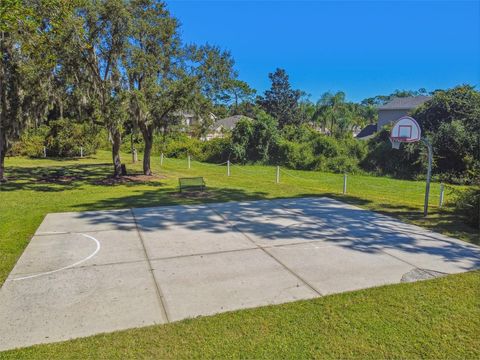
390;116;421;149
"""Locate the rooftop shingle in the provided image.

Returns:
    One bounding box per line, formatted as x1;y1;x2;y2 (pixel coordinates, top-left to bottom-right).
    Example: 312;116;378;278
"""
378;96;432;110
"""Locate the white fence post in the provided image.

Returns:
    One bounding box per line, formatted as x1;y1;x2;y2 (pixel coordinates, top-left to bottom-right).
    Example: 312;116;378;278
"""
276;166;280;184
133;149;138;163
160;153;164;166
43;146;46;158
188;154;191;169
80;147;83;158
343;174;347;194
227;160;230;177
439;183;445;208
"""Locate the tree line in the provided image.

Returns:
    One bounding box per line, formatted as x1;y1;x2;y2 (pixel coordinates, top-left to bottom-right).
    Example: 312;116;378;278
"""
1;0;247;180
1;1;479;186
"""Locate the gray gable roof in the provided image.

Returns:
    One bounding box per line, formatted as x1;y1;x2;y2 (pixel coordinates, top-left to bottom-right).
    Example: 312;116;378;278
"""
378;96;432;110
355;124;377;139
213;115;253;131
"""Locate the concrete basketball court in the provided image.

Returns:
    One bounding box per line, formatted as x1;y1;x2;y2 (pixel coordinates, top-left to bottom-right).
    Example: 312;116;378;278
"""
1;197;479;351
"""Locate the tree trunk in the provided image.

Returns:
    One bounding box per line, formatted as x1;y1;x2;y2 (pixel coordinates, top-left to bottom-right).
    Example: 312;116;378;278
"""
0;147;5;182
111;129;122;178
0;132;6;182
140;124;153;176
143;137;152;176
0;32;6;182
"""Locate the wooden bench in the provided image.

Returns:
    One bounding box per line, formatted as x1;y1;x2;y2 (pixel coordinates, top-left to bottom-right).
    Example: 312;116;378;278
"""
179;177;205;192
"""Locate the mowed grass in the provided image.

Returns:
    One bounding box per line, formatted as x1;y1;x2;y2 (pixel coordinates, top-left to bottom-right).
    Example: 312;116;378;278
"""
2;271;479;359
1;150;477;285
0;151;479;358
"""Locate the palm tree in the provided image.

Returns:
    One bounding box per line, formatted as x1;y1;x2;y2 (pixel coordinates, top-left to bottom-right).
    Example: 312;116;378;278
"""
311;91;347;135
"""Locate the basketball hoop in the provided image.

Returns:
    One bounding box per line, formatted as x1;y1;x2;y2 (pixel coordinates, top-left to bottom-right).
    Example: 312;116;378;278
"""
389;116;433;218
389;116;421;149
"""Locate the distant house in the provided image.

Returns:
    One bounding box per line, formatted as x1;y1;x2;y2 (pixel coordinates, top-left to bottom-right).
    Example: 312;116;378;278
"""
205;115;253;140
177;111;217;128
356;95;432;140
355;124;377;140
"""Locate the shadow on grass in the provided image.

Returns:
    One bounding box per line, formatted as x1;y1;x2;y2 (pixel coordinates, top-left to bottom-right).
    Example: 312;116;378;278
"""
0;164;166;192
2;162;477;245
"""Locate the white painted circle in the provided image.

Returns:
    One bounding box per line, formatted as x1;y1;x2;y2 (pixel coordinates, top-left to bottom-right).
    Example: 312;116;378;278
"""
390;116;421;142
9;233;101;281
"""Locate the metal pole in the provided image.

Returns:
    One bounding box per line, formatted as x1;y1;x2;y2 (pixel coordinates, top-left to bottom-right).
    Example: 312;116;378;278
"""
343;174;347;194
439;183;445;208
227;160;230;176
421;138;433;217
276;166;280;184
188;154;191;169
160;153;164;166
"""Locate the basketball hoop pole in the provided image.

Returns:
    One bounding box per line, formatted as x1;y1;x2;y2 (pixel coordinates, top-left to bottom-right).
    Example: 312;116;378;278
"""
421;137;433;217
390;116;431;216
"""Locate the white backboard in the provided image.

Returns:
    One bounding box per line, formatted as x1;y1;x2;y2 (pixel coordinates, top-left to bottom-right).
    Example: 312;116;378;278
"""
390;116;421;143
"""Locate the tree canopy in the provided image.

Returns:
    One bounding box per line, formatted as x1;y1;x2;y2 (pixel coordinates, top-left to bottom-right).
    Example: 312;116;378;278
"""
258;68;306;128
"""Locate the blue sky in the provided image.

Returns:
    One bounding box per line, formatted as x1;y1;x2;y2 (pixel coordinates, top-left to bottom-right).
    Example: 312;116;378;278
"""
168;1;480;102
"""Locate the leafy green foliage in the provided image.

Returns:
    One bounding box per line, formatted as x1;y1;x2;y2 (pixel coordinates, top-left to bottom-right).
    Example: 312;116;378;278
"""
231;112;279;163
451;187;480;229
7;127;48;157
44;119;101;157
361;129;424;178
8;120;103;158
413;85;480;182
257;68;306;128
200;137;231;163
361;86;480;183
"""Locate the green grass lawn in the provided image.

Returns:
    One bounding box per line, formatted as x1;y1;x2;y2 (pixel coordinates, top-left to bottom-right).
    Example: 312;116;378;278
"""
0;151;479;358
1;271;479;359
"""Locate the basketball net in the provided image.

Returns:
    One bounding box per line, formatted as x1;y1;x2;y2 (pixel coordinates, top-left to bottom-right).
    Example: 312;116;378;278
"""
390;137;408;150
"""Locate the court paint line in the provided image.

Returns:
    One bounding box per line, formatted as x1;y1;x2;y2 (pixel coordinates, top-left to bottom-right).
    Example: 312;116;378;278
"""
9;258;148;277
8;233;101;282
130;209;171;323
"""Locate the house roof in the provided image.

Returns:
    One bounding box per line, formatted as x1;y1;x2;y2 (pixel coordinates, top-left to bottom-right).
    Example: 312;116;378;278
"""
355;124;377;139
212;115;253;131
378;96;432;110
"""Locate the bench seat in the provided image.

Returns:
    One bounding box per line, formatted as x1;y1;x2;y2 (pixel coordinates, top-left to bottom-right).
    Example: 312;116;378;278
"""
179;177;205;192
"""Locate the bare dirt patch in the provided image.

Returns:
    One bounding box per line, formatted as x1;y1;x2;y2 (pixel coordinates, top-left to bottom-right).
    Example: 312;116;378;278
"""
93;174;167;186
38;174;83;185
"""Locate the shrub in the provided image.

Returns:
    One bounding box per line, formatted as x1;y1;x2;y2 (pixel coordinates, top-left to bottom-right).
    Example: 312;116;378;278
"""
312;135;341;158
45;119;102;157
8;126;49;157
161;135;204;160
274;139;319;170
360;129;423;178
325;155;360;174
201;137;232;163
452;187;480;229
230;111;279;163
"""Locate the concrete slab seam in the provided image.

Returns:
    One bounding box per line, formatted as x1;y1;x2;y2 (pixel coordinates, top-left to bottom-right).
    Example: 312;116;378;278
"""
279;199;447;273
9;258;148;277
206;204;324;297
130;209;171;323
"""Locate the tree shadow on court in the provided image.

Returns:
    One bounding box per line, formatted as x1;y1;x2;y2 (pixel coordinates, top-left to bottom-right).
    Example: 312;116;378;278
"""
73;186;271;210
0;163;167;192
72;190;480;271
